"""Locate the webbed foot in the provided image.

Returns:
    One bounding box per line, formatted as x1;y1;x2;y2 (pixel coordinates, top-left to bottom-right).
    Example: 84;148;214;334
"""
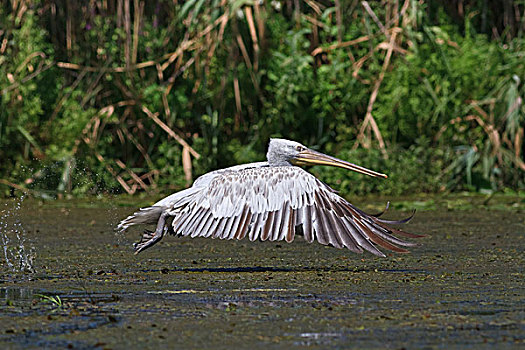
133;212;168;254
133;229;163;254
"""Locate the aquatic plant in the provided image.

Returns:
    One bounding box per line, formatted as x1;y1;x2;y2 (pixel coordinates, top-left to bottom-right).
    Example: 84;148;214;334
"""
34;294;64;312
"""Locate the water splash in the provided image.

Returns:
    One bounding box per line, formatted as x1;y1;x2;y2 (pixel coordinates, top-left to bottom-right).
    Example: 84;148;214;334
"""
0;195;36;272
2;162;128;265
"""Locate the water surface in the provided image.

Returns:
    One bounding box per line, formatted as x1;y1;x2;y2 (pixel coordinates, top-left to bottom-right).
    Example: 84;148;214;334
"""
0;198;523;349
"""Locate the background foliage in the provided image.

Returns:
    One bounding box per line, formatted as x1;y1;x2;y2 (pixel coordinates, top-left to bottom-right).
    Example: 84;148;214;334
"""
0;0;524;198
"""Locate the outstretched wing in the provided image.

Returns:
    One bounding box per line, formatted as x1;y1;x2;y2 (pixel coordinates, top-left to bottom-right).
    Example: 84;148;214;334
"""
169;166;422;257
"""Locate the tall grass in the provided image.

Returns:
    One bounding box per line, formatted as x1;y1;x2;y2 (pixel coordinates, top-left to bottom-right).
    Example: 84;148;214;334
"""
0;0;523;197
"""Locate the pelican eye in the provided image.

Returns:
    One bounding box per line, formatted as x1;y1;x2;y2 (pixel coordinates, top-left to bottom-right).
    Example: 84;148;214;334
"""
295;145;305;152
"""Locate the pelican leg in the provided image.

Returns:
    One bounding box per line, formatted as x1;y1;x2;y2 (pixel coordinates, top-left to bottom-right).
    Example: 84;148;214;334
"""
133;211;169;254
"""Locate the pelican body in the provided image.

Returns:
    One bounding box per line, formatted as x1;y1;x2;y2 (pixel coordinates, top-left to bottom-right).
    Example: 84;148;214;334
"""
118;139;422;256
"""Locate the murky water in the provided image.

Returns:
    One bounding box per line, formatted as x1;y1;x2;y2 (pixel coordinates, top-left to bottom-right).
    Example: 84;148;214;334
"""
0;197;523;349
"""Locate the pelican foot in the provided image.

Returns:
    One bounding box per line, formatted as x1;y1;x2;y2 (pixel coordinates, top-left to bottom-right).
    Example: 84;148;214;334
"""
133;212;168;254
133;229;164;254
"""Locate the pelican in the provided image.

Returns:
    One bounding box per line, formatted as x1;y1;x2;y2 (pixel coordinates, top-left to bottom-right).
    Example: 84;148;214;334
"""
118;139;422;256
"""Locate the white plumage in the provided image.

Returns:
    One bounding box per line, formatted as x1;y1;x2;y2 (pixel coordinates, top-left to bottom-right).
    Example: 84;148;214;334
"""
118;139;422;256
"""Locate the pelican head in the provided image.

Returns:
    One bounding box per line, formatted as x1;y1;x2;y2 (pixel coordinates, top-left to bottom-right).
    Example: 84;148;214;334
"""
267;138;387;178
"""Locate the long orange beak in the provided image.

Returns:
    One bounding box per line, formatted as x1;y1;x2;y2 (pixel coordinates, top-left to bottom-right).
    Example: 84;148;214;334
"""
291;149;388;178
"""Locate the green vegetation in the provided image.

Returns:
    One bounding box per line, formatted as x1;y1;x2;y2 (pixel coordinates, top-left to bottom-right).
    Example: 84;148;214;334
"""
33;294;64;313
0;1;523;197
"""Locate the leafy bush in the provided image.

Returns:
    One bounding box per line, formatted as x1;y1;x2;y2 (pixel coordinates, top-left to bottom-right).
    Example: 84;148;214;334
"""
0;1;523;197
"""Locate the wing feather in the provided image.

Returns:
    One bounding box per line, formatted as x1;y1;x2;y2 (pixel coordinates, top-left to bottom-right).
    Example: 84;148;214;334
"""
230;207;250;240
261;211;275;241
313;206;328;245
184;208;206;237
318;207;341;248
285;209;295;243
363;220;417;247
302;205;314;243
234;208;252;240
343;217;385;256
201;215;218;238
376;223;426;238
212;218;228;239
353;216;408;253
329;202;362;252
191;211;213;238
248;213;262;241
269;208;284;241
187;208;209;236
223;212;241;240
295;206;304;226
274;204;290;242
327;210;357;251
149;165;422;256
173;206;198;235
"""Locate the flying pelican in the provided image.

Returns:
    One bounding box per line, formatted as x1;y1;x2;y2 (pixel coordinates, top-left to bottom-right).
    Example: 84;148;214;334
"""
118;139;422;256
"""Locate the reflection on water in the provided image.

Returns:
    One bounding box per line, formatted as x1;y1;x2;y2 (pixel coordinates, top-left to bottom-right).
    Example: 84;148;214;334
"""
0;195;36;272
0;286;36;301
